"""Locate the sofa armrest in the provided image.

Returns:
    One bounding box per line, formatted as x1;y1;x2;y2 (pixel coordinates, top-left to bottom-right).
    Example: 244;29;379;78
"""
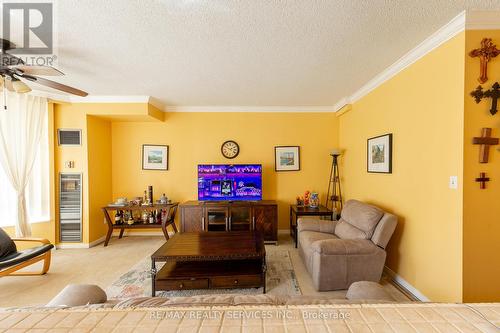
371;213;397;249
297;218;336;234
12;237;51;245
311;238;381;255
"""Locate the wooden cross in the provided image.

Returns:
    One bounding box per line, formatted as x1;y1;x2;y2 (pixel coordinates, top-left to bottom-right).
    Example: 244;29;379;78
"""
469;38;500;84
475;172;490;189
473;128;499;163
470;82;500;115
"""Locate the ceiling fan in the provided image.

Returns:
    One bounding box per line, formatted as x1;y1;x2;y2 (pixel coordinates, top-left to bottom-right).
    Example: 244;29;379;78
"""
0;38;88;97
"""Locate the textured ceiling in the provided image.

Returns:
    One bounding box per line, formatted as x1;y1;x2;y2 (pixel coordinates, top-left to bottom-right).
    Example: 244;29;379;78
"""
49;0;500;108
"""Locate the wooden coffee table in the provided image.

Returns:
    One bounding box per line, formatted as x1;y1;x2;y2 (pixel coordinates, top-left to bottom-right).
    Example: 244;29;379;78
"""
151;232;266;296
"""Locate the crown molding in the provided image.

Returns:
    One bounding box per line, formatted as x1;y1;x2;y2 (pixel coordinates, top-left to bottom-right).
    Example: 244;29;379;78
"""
466;10;500;30
165;105;337;113
333;10;466;111
68;95;151;104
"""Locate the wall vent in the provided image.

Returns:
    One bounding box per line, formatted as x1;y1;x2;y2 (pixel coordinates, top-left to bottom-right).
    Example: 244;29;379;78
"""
58;129;81;146
59;173;82;242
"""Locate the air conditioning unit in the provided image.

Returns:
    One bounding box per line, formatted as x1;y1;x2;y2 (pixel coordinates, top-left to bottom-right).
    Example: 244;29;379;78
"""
57;129;81;146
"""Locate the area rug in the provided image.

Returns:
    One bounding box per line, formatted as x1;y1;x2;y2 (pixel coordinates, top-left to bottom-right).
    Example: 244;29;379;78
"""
106;249;301;299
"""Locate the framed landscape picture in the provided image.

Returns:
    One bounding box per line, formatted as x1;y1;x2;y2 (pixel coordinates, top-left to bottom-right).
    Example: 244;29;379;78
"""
367;134;392;173
142;144;169;170
275;146;300;171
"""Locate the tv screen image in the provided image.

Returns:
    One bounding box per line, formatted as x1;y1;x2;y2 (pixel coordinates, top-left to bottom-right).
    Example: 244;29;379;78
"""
198;164;262;201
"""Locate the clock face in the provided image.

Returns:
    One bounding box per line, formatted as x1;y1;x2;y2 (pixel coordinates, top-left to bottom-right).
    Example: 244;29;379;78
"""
221;140;239;159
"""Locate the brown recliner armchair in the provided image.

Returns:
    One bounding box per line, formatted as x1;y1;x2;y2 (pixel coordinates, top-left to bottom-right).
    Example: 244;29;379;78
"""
298;200;397;291
0;228;54;277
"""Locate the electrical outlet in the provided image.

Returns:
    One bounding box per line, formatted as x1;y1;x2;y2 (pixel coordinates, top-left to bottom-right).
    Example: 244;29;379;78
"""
449;176;458;189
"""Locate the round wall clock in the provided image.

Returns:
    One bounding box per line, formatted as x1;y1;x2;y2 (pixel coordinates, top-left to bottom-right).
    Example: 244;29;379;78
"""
221;140;240;159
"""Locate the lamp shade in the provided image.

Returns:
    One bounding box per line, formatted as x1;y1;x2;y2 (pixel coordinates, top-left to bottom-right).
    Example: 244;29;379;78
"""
330;148;342;156
12;79;31;93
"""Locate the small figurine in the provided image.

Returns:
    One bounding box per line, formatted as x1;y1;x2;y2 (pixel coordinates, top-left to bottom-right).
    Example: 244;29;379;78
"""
159;193;168;204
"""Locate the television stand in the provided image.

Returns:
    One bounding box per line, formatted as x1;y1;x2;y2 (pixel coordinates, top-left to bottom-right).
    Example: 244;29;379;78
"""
180;200;278;244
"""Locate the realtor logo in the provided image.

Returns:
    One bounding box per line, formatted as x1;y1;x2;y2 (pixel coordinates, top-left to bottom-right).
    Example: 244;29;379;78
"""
2;2;53;54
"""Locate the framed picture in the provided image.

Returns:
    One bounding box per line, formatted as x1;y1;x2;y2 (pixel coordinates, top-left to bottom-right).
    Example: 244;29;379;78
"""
275;146;300;171
142;144;169;170
367;134;392;173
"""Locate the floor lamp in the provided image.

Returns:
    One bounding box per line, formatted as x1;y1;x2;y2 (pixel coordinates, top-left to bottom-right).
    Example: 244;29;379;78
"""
326;149;343;219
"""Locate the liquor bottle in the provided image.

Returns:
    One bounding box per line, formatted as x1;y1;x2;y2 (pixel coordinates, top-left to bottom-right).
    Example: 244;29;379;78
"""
143;190;148;204
157;210;163;224
148;186;153;205
141;210;148;224
114;210;122;225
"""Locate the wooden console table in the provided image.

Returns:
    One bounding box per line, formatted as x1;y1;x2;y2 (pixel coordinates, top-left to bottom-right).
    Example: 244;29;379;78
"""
102;203;178;246
179;200;278;244
290;204;334;248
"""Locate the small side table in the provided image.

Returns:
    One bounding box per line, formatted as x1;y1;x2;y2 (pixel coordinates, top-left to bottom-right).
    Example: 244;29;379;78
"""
290;205;334;248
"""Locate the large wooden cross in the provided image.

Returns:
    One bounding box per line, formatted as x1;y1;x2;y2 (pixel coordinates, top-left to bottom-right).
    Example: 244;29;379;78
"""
469;38;500;84
473;128;499;163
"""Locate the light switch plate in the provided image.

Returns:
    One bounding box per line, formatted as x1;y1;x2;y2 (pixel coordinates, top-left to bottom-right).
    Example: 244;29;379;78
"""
449;176;458;189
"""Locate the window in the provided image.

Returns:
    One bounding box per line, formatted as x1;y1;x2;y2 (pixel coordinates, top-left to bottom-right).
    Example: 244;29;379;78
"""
0;112;50;227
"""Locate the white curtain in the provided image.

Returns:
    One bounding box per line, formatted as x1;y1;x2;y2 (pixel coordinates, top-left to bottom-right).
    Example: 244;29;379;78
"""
0;93;48;237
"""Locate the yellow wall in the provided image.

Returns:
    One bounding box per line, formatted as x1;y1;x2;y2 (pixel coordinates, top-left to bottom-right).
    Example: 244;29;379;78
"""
53;103;158;245
54;103;90;243
338;33;465;302
87;116;112;243
111;112;339;229
463;29;500;302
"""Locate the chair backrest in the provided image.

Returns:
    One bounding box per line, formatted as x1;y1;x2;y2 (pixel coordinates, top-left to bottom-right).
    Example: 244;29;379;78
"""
335;200;397;249
0;228;17;259
165;204;178;225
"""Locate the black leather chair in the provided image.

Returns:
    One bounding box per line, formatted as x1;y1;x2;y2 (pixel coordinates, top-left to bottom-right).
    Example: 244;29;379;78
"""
0;227;54;277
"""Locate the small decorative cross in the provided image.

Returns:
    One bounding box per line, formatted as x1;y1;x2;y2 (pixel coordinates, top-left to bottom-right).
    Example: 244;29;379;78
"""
470;85;484;103
469;38;500;84
475;172;490;189
484;82;500;115
473;128;499;163
470;82;500;115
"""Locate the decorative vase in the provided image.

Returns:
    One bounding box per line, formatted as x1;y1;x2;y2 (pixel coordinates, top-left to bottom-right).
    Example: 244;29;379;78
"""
309;192;319;208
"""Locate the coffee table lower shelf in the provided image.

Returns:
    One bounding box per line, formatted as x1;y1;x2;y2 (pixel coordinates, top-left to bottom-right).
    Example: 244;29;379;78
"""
153;259;266;295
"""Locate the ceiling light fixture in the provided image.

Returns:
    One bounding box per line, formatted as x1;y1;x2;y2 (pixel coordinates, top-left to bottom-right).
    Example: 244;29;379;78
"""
11;79;32;93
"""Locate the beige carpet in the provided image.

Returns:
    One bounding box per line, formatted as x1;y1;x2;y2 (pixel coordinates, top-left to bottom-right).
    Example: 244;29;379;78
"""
0;234;409;307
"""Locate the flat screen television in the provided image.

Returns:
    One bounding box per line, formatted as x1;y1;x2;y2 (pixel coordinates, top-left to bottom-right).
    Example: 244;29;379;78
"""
198;164;262;201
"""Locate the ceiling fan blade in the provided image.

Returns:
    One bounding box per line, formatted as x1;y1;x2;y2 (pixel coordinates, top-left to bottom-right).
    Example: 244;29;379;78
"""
0;39;16;52
22;75;88;97
4;77;15;92
10;65;64;76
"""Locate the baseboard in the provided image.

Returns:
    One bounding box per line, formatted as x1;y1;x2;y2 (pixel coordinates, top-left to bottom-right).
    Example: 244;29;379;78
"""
111;230;167;237
56;243;90;249
384;266;430;302
89;236;106;248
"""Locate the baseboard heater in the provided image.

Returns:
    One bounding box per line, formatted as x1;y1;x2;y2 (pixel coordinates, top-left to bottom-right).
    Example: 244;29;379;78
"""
59;173;82;242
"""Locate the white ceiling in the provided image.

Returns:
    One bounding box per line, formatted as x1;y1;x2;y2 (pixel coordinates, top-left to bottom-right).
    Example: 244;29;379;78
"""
48;0;500;109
